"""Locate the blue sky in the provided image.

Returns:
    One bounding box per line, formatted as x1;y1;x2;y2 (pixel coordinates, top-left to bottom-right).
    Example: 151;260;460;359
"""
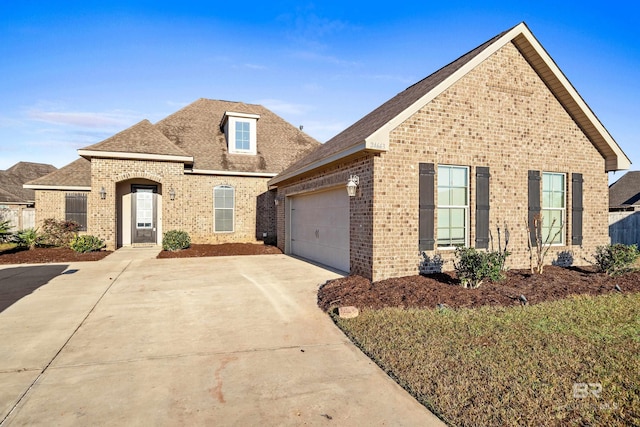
0;1;637;183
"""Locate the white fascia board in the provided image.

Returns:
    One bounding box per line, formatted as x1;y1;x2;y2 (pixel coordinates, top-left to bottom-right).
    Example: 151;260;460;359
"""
78;150;194;163
223;111;261;120
269;142;368;186
186;169;277;178
23;185;91;191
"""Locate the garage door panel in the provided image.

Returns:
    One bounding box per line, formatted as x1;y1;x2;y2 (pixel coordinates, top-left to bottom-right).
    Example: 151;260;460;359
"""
290;189;350;272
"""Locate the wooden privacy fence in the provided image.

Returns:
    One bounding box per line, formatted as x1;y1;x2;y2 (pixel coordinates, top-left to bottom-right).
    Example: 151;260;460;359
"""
0;207;35;231
609;211;640;246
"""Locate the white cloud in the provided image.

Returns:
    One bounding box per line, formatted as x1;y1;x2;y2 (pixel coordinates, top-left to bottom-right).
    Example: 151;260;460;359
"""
291;50;359;67
26;109;138;129
244;63;267;70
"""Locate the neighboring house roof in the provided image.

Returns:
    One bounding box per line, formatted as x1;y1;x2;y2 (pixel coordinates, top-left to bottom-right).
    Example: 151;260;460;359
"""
270;22;630;186
24;158;91;190
609;171;640;209
78;119;194;163
154;99;320;173
0;162;57;204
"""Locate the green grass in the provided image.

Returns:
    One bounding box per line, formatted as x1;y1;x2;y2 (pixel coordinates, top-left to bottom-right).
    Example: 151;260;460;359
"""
334;293;640;426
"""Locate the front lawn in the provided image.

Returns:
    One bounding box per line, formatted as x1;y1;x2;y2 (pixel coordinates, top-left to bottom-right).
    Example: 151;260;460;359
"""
334;293;640;426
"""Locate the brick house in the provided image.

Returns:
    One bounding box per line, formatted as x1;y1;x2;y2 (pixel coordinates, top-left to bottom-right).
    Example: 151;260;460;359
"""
0;162;57;230
269;22;631;281
25;99;320;249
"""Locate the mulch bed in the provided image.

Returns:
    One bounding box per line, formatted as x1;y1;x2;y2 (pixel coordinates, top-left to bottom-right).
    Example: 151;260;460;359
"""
0;247;112;264
318;265;640;311
157;243;282;258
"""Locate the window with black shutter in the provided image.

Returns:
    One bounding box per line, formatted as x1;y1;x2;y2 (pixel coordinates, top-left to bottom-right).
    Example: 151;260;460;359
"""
65;192;88;231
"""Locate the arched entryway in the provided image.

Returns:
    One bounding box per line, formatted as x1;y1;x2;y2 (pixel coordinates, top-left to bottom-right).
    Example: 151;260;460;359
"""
116;179;163;247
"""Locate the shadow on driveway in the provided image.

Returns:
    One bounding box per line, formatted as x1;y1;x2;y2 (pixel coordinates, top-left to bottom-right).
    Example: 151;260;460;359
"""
0;265;69;313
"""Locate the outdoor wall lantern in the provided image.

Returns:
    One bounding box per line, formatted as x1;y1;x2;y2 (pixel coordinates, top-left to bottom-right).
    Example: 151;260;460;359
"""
99;186;106;200
169;188;176;201
346;175;359;197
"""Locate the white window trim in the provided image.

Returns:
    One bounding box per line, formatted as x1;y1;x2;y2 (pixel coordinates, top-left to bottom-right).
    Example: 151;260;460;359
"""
541;172;566;246
214;185;235;233
222;112;259;155
437;165;469;250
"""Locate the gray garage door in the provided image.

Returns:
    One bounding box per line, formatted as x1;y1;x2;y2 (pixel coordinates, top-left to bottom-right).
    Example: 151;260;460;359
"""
289;188;350;272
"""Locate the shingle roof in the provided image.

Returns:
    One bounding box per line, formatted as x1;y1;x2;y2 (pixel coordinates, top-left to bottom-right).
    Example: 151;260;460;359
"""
609;171;640;208
155;99;320;172
80;119;191;158
0;162;57;203
25;158;91;188
30;99;321;188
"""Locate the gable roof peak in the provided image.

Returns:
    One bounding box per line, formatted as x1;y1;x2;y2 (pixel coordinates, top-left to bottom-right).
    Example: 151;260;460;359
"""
271;22;630;185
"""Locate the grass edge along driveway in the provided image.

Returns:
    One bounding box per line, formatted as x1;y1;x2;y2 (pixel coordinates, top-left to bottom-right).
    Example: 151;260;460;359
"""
333;292;640;427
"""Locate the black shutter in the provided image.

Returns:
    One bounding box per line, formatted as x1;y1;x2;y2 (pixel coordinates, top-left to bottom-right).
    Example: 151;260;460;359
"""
571;173;583;245
419;163;435;251
475;166;490;249
65;192;88;231
528;170;541;245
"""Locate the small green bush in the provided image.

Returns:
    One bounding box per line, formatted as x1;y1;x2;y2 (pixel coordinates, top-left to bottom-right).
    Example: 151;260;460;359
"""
40;218;81;247
454;247;510;288
12;228;41;250
162;230;191;251
70;235;105;253
592;243;639;276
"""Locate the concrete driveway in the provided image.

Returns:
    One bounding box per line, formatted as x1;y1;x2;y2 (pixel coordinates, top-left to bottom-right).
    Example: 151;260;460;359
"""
0;251;444;426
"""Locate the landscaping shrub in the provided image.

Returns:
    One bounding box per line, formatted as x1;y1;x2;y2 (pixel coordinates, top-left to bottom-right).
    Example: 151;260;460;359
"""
40;218;81;247
454;247;490;288
162;230;191;251
592;243;639;276
12;228;41;250
454;247;509;288
0;219;12;243
70;235;105;253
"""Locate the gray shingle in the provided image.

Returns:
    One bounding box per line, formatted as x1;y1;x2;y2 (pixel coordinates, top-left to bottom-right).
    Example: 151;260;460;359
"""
609;171;640;208
25;158;91;188
0;162;57;203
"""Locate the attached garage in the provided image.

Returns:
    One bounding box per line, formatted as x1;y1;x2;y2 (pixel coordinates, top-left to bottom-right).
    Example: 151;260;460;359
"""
288;188;350;272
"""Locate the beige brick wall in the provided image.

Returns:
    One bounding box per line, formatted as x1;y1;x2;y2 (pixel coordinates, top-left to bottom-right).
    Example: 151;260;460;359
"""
277;41;610;282
372;41;609;280
26;158;274;250
34;190;66;226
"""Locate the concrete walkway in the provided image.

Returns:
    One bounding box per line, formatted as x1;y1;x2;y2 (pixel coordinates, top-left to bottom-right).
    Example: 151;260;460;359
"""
0;252;444;426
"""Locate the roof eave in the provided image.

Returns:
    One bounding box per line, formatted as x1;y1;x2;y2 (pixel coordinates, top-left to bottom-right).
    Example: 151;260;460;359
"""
269;142;381;186
23;184;91;191
78;150;194;164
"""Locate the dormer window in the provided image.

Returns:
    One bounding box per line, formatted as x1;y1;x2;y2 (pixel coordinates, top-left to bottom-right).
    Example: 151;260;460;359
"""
221;111;259;155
